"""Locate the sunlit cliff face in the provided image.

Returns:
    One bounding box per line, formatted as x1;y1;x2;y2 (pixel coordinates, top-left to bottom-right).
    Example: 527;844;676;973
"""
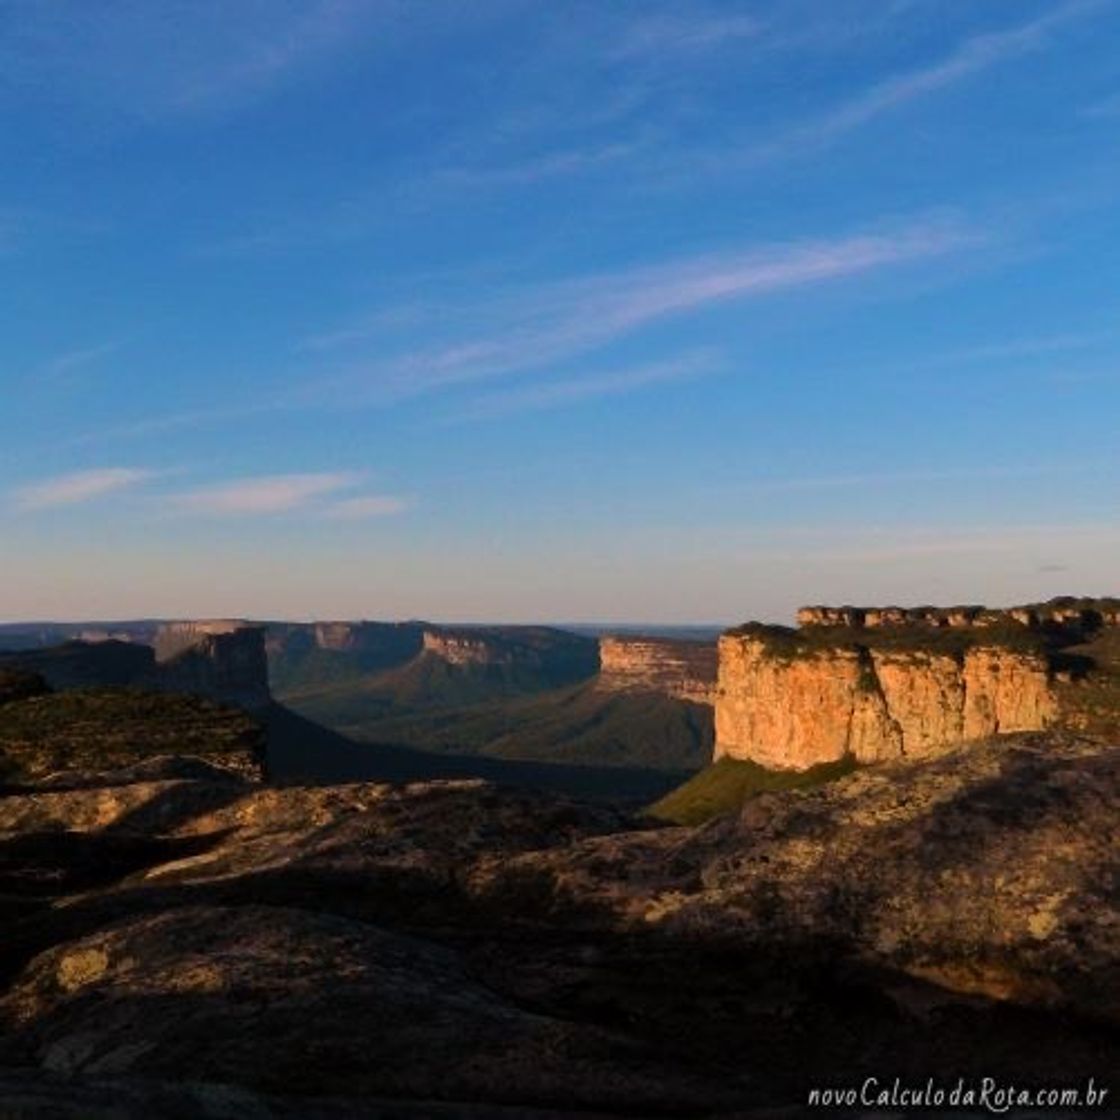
715;637;1056;770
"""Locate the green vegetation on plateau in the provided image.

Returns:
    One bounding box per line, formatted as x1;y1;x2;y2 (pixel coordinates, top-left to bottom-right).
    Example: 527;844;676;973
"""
0;668;49;706
279;653;711;772
338;681;713;771
281;650;572;721
648;755;858;826
1053;624;1120;742
726;621;1051;662
0;688;263;782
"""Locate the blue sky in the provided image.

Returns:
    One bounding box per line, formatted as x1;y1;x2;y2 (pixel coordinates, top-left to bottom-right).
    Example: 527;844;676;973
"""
2;0;1118;623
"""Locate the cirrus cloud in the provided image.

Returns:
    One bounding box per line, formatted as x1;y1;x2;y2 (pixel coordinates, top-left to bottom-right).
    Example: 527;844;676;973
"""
13;467;155;510
170;472;361;515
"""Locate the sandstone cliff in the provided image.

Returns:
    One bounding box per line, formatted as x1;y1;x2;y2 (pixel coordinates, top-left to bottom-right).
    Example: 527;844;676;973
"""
797;595;1120;633
597;636;717;704
715;633;1057;769
265;620;424;682
716;597;1119;771
420;625;598;683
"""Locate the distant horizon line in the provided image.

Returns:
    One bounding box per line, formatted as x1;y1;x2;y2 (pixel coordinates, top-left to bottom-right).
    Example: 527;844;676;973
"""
0;616;743;630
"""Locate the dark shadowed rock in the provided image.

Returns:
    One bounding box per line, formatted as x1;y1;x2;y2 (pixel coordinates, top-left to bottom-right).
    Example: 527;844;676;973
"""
0;669;49;708
0;690;264;784
0;732;1116;1114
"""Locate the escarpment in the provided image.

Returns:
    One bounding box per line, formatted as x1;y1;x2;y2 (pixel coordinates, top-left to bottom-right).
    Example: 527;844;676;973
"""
419;625;599;683
0;621;271;713
796;595;1120;633
152;621;270;711
597;636;717;704
265;621;425;678
716;597;1119;770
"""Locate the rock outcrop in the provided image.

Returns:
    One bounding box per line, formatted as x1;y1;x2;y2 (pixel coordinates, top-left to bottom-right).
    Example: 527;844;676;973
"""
265;621;425;680
0;730;1116;1113
797;595;1120;634
716;598;1120;771
715;633;1058;769
0;641;156;692
597;636;717;704
0;689;264;783
0;622;272;713
0;668;50;707
152;621;270;711
420;626;599;683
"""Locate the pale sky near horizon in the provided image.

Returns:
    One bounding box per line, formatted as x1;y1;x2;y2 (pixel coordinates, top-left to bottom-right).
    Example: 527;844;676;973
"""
2;0;1118;625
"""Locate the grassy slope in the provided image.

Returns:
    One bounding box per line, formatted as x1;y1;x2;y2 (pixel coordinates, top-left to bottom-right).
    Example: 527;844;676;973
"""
278;653;712;772
263;703;686;803
283;670;711;772
279;651;582;717
342;682;714;771
1054;625;1120;741
648;755;857;826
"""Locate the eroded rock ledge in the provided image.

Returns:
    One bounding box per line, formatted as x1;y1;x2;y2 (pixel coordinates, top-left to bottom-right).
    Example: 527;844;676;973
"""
0;621;271;712
716;597;1119;770
0;732;1116;1114
796;595;1120;632
597;636;717;704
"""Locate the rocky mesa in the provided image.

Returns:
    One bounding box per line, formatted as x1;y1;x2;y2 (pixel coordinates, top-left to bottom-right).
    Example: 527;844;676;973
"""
716;597;1119;770
0;621;271;713
597;636;717;704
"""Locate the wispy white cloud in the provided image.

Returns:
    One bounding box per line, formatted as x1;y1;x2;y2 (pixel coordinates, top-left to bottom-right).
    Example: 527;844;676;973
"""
36;341;120;386
13;467;154;510
170;472;359;515
70;216;979;444
310;215;975;402
1082;90;1120;118
751;0;1104;160
610;14;761;59
324;494;408;519
442;140;646;188
450;353;719;423
299;305;432;352
171;1;374;111
66;400;291;448
0;1;387;121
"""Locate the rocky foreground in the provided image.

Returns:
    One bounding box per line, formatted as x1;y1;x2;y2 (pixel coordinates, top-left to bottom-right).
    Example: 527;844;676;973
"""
0;730;1118;1117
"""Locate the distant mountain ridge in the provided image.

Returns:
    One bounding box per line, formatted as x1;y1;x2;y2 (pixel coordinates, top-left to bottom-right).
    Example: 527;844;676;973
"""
0;618;716;774
0;622;270;711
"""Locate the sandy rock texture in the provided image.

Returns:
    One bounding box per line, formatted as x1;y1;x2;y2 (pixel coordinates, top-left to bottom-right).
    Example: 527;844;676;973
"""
716;634;1057;769
597;637;717;704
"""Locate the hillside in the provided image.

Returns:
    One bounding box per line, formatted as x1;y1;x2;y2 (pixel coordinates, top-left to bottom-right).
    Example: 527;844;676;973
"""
0;687;264;783
649;754;857;826
280;649;561;718
283;670;712;772
356;681;712;770
263;702;684;802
